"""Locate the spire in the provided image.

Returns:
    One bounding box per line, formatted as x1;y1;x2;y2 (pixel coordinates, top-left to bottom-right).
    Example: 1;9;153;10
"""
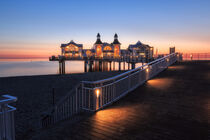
114;33;118;39
112;33;120;44
95;33;102;44
97;33;100;39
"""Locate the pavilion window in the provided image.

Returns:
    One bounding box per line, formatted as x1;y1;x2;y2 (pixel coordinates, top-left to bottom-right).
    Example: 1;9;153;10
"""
96;45;102;57
114;45;120;57
104;46;112;51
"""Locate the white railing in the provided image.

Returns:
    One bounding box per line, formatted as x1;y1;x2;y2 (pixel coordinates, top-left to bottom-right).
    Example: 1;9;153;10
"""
41;53;178;127
0;95;17;140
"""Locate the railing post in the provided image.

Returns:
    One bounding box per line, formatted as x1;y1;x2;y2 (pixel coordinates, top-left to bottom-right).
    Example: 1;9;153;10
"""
75;87;78;113
81;82;84;109
128;73;131;90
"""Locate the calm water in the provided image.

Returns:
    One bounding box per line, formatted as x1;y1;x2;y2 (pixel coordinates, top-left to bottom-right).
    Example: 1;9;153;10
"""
0;59;143;77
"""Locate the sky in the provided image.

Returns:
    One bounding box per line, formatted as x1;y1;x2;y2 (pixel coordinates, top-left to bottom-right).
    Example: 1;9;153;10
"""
0;0;210;59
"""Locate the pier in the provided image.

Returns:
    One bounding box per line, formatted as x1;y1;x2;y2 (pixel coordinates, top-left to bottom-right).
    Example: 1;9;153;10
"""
35;57;209;140
51;55;148;74
49;33;155;74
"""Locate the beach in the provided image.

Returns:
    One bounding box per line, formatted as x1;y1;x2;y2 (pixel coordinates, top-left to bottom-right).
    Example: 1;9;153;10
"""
0;71;125;140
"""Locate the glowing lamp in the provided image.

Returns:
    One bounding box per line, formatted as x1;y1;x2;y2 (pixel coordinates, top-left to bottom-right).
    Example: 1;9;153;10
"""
146;68;149;72
95;89;100;98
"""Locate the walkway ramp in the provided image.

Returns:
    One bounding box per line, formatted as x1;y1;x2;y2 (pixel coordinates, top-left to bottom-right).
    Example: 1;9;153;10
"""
30;61;209;140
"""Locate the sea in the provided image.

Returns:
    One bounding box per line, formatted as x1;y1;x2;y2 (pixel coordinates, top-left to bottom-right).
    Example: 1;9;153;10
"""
0;59;143;77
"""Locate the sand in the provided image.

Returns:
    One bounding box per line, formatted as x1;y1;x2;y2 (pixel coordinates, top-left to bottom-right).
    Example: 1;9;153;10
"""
0;71;125;140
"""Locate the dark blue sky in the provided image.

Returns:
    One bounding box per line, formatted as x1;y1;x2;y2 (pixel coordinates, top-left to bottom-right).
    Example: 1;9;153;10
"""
0;0;210;58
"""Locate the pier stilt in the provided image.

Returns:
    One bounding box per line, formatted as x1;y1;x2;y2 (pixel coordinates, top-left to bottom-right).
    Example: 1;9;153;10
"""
109;62;112;71
63;61;65;74
59;60;65;74
131;63;135;69
89;61;93;72
99;61;102;71
84;60;88;72
59;62;62;74
128;63;130;70
123;61;126;70
113;61;115;71
102;61;105;71
103;61;106;71
119;62;121;71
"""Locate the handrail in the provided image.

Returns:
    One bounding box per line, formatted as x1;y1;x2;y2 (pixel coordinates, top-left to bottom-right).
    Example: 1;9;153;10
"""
82;53;176;84
56;83;81;106
0;95;17;105
41;83;81;116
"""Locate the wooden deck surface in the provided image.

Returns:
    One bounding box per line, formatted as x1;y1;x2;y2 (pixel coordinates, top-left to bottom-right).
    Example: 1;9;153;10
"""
30;61;210;140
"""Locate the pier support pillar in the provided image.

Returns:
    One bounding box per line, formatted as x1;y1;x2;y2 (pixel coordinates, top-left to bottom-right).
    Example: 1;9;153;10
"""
59;62;62;74
59;60;65;74
84;60;88;72
102;61;106;71
113;61;115;71
131;63;135;69
89;61;93;72
128;63;130;70
119;62;121;71
109;61;112;71
99;61;102;71
63;61;65;74
123;61;126;70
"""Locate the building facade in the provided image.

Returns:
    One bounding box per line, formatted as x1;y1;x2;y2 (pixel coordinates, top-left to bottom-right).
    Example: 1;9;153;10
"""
59;34;154;60
61;40;83;58
128;41;154;60
93;33;121;58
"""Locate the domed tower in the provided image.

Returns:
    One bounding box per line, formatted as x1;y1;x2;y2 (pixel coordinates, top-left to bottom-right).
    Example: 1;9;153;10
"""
112;33;121;57
95;33;102;44
94;33;103;57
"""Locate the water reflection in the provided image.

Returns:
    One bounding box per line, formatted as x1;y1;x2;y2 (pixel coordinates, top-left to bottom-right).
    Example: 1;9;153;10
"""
168;65;186;70
0;60;143;77
147;78;174;90
0;61;84;77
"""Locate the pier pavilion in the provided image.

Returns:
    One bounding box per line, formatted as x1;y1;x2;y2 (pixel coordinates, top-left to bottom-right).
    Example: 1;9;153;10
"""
61;40;83;58
93;33;121;58
50;33;155;74
128;41;154;60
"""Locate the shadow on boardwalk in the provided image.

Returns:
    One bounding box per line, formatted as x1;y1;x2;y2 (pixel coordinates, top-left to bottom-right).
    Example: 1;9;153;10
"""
30;61;210;140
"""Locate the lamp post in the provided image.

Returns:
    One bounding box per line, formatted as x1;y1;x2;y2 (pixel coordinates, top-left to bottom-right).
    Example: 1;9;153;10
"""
95;88;101;110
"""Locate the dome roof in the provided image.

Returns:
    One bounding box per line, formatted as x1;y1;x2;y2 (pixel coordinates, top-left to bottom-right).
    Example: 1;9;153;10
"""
95;33;102;44
112;33;121;44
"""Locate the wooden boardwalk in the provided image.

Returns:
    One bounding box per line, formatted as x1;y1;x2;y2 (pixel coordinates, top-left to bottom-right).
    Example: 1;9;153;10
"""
30;61;210;140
